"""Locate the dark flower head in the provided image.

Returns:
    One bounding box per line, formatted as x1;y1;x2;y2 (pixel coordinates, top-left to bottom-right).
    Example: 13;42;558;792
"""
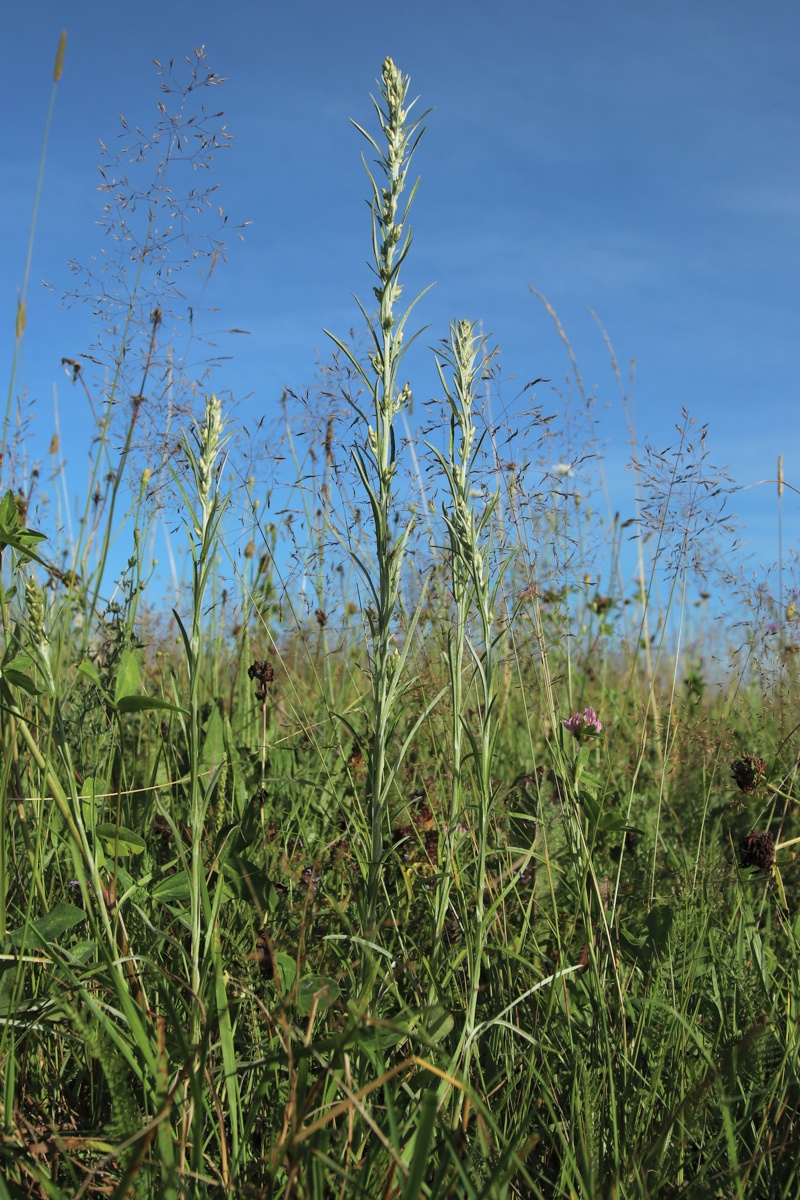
248;659;275;703
248;660;274;684
731;756;766;794
739;830;775;872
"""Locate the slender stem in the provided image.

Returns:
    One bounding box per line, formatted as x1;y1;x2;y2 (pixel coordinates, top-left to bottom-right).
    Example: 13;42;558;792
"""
3;32;66;464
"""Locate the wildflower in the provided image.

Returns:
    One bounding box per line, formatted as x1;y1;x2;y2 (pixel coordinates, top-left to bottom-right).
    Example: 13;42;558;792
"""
563;707;603;740
248;659;275;704
739;830;775;872
444;821;467;836
731;755;766;794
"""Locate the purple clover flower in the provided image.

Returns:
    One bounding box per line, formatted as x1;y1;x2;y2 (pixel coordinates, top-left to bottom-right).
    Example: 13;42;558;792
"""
562;707;603;740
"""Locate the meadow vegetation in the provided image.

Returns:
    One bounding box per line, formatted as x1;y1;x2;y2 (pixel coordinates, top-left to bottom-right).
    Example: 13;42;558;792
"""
1;41;799;1199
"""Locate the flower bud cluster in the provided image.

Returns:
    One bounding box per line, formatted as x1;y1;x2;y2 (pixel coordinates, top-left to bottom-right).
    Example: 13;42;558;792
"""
562;707;603;740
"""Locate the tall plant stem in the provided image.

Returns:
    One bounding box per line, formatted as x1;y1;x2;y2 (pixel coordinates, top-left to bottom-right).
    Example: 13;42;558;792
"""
427;321;504;1071
3;31;66;465
326;58;431;937
171;396;228;1047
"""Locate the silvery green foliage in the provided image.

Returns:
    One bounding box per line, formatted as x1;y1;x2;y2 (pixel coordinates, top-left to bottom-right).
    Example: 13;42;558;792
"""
326;60;433;931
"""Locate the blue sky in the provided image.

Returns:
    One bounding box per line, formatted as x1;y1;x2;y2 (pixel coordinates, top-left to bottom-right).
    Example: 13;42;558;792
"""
3;0;798;584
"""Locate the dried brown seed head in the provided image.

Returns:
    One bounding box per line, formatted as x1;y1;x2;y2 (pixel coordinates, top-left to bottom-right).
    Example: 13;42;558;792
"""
731;756;766;794
739;830;775;872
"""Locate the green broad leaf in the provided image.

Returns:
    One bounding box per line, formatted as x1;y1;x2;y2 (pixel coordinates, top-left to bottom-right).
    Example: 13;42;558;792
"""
222;854;279;913
113;863;137;893
645;904;675;960
114;648;141;704
7;902;86;948
582;789;638;836
578;769;602;798
152;871;191;903
596;809;630;834
376;1025;410;1050
581;793;602;826
78;659;103;687
94;823;147;856
275;951;296;994
2;649;40;696
65;940;97;965
0;489;21;531
0;490;48;564
421;1004;454;1044
0;966;18;1018
116;693;187;715
201;704;225;773
618;922;648;965
78;659;106;690
80;777;98;827
381;1005;454;1049
297;974;340;1016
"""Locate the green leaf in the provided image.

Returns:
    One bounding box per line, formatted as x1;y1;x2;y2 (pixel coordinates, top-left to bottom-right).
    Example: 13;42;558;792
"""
201;704;225;773
422;1004;453;1044
77;659;104;689
581;793;602;826
402;1088;438;1200
0;490;48;565
152;871;191;902
114;648;140;704
618;922;648;965
297;975;340;1016
222;854;279;913
7;902;86;948
2;649;40;696
275;951;296;994
581;790;637;835
0;489;19;532
111;649;186;713
645;904;675;960
596;808;630;834
116;694;187;715
381;1005;454;1049
65;940;97;965
94;823;147;856
578;769;602;798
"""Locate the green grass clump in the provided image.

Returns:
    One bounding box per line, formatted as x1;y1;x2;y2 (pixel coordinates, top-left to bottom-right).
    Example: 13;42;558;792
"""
1;42;799;1200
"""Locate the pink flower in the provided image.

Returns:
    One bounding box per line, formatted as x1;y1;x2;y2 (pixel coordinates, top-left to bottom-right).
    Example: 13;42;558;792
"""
562;707;603;739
